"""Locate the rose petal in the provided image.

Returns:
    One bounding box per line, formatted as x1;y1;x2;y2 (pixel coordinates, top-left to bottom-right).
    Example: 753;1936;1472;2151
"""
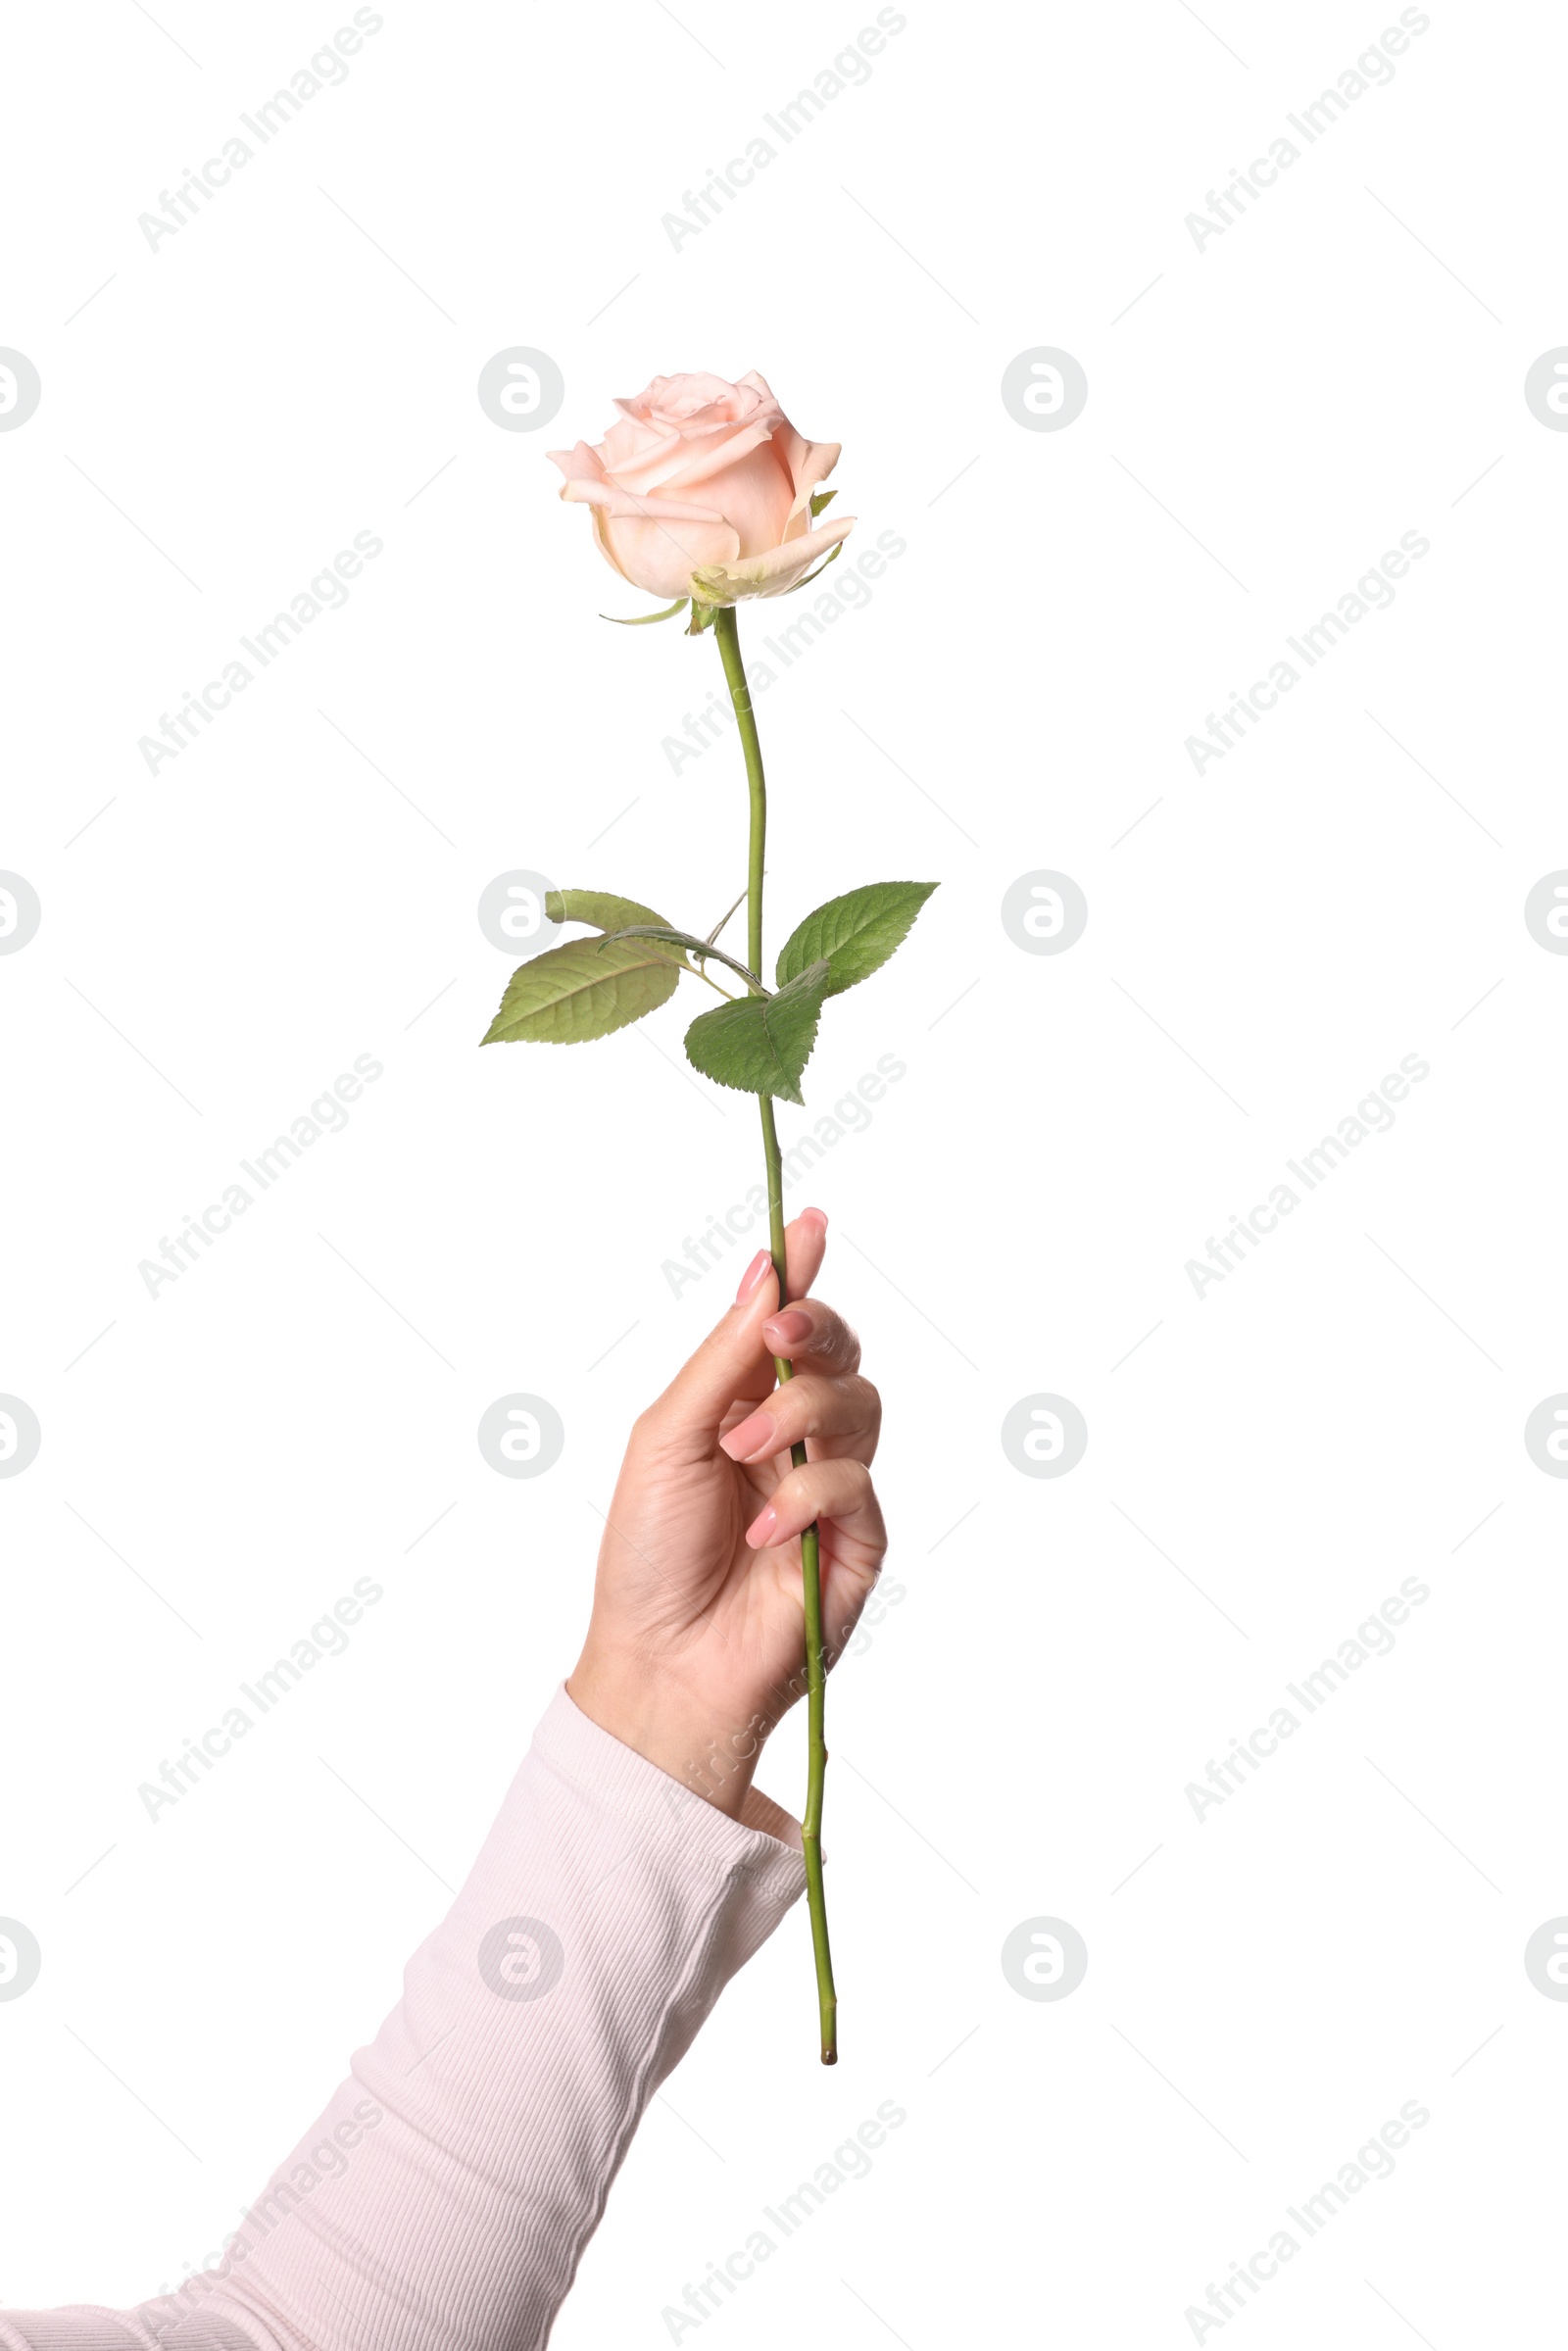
776;432;843;534
546;439;608;486
776;429;841;499
560;477;741;594
611;417;776;502
599;413;678;473
692;514;856;603
598;512;742;598
695;439;800;559
734;369;781;411
621;372;758;426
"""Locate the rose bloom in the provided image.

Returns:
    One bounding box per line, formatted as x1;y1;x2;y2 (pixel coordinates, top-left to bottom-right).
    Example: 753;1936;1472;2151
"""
549;370;854;606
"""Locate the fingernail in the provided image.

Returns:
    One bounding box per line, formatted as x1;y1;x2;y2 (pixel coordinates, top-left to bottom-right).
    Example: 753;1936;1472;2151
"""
800;1206;828;1231
735;1249;772;1302
719;1408;775;1461
746;1503;777;1546
762;1308;811;1349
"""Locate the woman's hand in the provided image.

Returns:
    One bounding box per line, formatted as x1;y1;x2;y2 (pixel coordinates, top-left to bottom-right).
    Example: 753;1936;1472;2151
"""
567;1209;886;1818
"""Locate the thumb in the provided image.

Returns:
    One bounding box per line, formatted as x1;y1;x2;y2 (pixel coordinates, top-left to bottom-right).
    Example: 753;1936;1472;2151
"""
652;1209;828;1444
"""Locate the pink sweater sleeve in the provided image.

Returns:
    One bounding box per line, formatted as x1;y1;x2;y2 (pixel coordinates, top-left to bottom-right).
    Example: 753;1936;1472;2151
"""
1;1688;807;2351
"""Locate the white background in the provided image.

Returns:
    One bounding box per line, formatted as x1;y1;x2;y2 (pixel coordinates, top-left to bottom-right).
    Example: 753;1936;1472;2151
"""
2;1;1565;2343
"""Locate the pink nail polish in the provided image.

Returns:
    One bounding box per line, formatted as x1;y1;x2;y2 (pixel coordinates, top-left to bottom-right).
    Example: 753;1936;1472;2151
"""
746;1504;778;1546
762;1307;811;1349
735;1249;771;1302
720;1408;775;1461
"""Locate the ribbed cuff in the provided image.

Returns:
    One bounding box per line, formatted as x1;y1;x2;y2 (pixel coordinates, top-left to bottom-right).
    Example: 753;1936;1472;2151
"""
534;1685;807;1906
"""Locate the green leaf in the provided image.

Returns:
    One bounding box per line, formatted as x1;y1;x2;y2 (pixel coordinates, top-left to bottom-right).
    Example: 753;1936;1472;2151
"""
686;600;719;636
545;890;688;962
683;961;831;1104
809;487;838;517
776;881;938;999
600;925;760;992
481;936;682;1046
601;598;689;626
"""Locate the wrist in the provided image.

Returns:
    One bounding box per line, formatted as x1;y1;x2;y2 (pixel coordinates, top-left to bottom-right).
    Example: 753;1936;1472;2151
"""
566;1647;768;1821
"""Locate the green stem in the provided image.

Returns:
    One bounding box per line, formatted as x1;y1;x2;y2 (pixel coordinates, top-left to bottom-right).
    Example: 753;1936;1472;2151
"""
713;603;838;2066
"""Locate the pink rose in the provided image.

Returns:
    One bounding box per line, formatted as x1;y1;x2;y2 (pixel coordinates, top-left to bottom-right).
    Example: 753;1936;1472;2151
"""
548;370;854;606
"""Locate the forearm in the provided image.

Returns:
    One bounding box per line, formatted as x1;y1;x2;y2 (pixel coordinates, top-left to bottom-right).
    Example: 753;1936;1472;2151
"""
1;1689;805;2351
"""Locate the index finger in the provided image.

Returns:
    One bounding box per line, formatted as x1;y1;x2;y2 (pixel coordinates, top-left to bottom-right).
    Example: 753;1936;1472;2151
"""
649;1208;829;1441
779;1203;829;1308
